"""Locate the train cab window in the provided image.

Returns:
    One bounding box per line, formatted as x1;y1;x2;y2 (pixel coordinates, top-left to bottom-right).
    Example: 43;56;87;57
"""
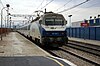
45;18;54;25
45;18;64;25
55;18;64;25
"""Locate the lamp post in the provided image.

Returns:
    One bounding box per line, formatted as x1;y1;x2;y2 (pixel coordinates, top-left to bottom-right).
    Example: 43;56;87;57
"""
90;16;92;19
9;17;12;30
6;4;10;28
68;15;72;37
94;16;96;24
1;4;10;40
5;16;7;29
68;15;72;27
4;16;7;36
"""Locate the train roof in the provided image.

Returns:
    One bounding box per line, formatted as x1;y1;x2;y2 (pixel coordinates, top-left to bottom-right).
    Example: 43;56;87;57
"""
44;12;63;16
31;12;64;23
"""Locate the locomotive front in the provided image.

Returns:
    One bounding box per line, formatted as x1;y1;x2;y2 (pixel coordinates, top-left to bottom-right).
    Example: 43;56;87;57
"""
40;13;68;47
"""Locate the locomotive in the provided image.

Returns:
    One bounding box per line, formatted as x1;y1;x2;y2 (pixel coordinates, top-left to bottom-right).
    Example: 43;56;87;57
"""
18;12;68;47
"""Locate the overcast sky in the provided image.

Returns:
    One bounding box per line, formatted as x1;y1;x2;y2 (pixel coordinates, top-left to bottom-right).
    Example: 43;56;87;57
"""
0;0;100;26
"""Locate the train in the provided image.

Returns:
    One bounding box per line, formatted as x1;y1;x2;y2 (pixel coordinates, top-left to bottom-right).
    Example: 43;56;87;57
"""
18;12;68;47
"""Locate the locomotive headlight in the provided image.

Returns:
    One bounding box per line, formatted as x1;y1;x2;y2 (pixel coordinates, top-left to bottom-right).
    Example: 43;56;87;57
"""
46;32;49;35
61;32;65;35
45;26;49;28
52;32;58;35
61;32;64;35
57;37;62;41
49;38;54;41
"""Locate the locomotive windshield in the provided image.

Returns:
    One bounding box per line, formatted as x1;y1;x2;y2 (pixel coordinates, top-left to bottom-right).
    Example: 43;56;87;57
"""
45;18;64;25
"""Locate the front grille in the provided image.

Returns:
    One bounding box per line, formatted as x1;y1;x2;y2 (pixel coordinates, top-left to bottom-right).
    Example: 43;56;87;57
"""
43;37;65;42
43;31;66;37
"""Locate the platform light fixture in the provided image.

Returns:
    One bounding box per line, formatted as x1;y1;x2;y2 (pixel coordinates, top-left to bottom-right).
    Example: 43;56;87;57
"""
94;16;96;23
90;16;92;19
1;4;10;40
68;15;72;27
98;15;100;18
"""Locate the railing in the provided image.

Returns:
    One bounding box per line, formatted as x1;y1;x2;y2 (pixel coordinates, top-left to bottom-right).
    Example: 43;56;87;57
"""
0;28;11;35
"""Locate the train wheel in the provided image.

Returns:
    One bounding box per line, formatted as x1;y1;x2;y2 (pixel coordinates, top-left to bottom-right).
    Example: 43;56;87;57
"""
35;38;40;44
66;38;68;44
27;35;28;38
30;36;32;40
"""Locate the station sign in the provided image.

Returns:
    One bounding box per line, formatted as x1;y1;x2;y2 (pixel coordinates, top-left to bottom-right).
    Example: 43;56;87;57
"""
81;23;89;27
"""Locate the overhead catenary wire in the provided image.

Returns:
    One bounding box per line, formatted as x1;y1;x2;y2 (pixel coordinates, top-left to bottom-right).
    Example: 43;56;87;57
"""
0;0;5;25
57;0;90;13
31;0;46;16
0;0;10;28
0;0;9;11
54;0;73;11
41;0;54;9
70;1;100;14
0;0;4;7
31;0;54;16
36;0;45;9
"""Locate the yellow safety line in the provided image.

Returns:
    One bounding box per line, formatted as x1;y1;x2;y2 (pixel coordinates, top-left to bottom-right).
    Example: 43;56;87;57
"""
46;57;64;66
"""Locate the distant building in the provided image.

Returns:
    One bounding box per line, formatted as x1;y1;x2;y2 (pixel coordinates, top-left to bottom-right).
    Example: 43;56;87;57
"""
72;21;83;27
71;18;100;27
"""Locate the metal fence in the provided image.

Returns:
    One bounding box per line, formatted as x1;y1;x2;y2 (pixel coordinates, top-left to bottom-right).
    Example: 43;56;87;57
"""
0;28;11;35
66;27;100;41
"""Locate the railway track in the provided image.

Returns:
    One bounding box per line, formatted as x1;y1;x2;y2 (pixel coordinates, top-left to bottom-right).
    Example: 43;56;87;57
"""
68;41;100;51
45;41;100;66
19;33;100;66
66;41;100;57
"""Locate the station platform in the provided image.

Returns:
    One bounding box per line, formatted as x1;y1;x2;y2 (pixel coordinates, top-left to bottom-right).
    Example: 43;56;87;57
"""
0;32;76;66
68;37;100;46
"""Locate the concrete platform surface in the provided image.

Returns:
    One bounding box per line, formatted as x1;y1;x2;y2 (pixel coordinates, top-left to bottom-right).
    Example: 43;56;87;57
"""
0;32;76;66
68;37;100;46
0;32;50;56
